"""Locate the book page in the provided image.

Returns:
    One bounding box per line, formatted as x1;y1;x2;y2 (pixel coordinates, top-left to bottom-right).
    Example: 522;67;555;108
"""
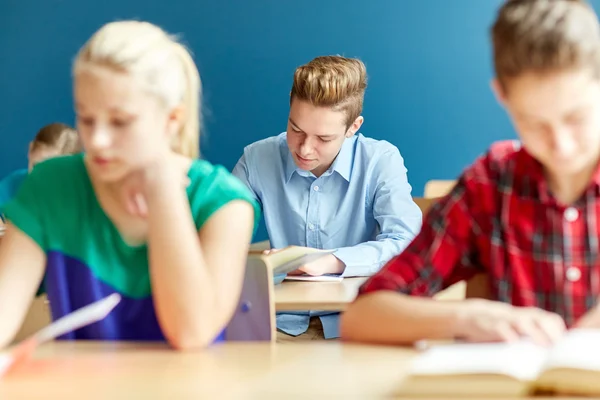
543;329;600;371
409;340;548;381
266;247;330;265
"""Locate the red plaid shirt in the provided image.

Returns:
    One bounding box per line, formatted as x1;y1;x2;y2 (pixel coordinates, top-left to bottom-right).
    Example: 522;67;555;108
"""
360;141;600;326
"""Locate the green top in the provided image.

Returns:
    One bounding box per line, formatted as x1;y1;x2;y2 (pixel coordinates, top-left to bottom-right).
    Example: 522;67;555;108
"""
3;153;260;341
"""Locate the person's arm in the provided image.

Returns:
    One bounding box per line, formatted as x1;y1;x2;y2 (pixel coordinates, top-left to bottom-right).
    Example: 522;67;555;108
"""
341;165;565;346
146;170;255;350
573;303;600;328
333;148;422;277
342;291;467;343
340;175;478;344
342;291;565;346
0;224;46;347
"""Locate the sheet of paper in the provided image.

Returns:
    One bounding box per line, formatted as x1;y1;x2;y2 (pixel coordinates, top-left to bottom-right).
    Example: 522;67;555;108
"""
35;293;121;343
543;329;600;371
0;353;12;377
409;340;548;381
0;293;121;378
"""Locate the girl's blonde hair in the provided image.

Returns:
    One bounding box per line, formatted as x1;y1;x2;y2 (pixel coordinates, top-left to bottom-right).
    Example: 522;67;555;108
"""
73;21;201;158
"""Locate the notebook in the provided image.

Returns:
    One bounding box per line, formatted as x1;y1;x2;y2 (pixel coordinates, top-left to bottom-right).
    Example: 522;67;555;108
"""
398;329;600;397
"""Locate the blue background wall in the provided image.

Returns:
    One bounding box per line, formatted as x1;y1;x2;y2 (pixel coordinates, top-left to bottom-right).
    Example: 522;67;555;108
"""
2;1;596;241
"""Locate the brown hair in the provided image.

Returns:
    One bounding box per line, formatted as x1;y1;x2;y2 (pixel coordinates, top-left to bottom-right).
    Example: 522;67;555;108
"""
31;123;81;154
492;0;600;89
290;55;367;128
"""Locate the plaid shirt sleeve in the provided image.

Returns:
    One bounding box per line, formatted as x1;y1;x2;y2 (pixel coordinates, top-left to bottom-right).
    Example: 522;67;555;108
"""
359;154;494;297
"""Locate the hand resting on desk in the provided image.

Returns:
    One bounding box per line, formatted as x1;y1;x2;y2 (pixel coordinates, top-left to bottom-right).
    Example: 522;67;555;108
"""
263;249;345;276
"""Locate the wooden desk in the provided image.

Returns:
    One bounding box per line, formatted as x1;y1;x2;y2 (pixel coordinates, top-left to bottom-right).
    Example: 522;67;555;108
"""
0;341;566;399
274;277;467;312
274;277;368;311
13;296;51;343
0;341;416;399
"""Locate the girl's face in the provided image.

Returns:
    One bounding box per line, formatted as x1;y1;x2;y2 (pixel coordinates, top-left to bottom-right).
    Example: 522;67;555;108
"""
74;66;178;182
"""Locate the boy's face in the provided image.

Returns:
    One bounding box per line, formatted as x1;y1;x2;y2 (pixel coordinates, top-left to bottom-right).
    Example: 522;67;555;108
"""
286;99;363;177
495;68;600;178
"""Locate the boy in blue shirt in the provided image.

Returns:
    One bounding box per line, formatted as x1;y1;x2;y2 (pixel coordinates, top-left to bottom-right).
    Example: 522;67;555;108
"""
233;56;422;340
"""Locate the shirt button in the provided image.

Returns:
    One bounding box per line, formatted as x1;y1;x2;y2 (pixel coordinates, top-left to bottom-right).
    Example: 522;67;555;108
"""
308;223;315;230
566;266;581;282
313;185;320;192
564;207;579;222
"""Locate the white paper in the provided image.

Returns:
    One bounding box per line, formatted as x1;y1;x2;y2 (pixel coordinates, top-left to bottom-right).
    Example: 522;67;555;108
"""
0;294;121;379
409;340;548;381
35;293;121;343
0;353;12;376
543;329;600;371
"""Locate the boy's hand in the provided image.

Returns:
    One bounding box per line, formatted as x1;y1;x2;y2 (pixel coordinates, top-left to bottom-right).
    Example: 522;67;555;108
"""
453;299;566;346
287;254;345;276
262;250;345;276
573;306;600;329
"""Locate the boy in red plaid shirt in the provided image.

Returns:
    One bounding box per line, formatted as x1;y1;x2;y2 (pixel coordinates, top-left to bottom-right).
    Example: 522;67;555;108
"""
342;0;600;345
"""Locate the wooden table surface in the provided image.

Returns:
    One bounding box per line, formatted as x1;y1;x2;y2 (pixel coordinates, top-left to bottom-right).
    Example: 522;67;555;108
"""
0;341;570;399
0;341;415;399
274;277;368;311
273;277;467;312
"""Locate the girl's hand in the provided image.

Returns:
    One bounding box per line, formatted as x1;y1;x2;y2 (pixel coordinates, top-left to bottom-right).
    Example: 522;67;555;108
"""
120;155;190;218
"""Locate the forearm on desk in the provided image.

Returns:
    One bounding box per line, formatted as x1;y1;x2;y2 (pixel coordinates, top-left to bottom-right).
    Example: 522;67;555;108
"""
340;291;464;345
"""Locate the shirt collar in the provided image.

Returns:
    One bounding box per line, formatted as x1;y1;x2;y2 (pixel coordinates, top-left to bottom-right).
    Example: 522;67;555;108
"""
329;135;355;182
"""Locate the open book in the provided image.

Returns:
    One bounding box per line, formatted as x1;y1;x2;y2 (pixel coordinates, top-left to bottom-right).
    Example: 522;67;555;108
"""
248;246;334;283
0;293;121;378
398;329;600;397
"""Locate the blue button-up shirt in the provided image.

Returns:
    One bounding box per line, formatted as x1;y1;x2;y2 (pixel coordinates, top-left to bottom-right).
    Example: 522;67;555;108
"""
232;132;422;338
